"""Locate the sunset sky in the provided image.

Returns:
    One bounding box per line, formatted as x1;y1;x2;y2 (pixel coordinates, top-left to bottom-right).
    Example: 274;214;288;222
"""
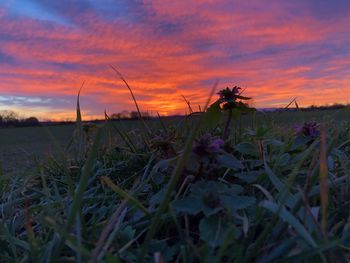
1;0;350;120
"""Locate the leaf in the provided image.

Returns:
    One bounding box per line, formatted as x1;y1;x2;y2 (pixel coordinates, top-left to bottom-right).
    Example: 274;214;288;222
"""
149;157;178;178
119;226;136;242
291;136;311;151
259;238;296;263
235;95;251;100
264;162;297;208
217;153;244;170
231;171;259;183
259;200;317;248
253;184;274;201
204;101;221;129
277;153;290;167
199;216;239;247
264;139;284;147
235;142;257;156
327;156;334;171
172;195;202;215
173;181;248;216
264;162;286;192
222;195;256;211
191;180;243;195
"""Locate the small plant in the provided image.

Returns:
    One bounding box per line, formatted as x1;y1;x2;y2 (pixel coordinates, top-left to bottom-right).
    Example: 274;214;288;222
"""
294;121;320;138
192;133;224;156
206;85;254;140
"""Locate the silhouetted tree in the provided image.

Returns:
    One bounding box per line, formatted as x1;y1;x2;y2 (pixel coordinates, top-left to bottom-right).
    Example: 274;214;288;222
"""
23;117;40;126
130;111;139;119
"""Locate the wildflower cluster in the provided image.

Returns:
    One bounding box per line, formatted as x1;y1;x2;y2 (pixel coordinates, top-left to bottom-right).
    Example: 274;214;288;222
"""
217;86;250;110
294;121;320;138
192;133;224;156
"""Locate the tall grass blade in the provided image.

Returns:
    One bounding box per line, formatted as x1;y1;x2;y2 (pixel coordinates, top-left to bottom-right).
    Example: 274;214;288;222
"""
110;65;151;134
74;81;85;159
101;176;149;216
319;126;329;236
259;200;317;248
181;95;194;114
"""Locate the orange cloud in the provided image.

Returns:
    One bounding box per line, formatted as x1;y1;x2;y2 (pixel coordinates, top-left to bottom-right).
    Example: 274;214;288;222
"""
1;1;350;120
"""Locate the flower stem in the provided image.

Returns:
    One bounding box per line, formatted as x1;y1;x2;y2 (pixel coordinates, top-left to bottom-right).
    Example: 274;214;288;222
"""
223;109;232;140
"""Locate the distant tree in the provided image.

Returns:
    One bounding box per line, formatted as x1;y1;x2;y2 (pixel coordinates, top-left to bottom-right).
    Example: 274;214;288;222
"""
130;111;139;119
1;110;17;121
0;110;19;126
110;110;130;119
110;110;152;120
119;110;130;119
110;113;120;119
142;111;150;118
23;117;40;126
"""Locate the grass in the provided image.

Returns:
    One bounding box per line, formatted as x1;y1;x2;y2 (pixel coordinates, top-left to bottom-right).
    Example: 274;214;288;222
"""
2;93;350;262
0;124;75;173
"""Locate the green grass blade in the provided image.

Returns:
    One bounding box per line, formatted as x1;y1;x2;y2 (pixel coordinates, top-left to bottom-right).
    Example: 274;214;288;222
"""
51;128;102;260
319;127;329;235
110;66;151;135
101;176;149;216
259;200;317;248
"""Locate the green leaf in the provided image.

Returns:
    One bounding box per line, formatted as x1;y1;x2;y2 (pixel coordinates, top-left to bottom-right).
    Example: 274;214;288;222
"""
217;153;244;169
264;139;284;147
119;226;136;242
264;162;285;192
173;181;247;216
102;176;150;216
259;200;317;248
191;180;243;195
327;156;334;171
264;162;297;208
149;157;178;178
172;195;202;215
277;153;290;166
199;215;239;247
222;195;256;211
259;238;296;263
235;142;257;156
291;136;311;150
232;171;260;183
204;101;222;128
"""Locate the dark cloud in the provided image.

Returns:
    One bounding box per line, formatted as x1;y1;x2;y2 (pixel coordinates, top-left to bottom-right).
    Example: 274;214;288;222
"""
1;0;350;119
0;51;15;64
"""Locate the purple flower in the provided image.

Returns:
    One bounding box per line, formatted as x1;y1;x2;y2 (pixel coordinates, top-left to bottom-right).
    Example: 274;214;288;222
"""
218;86;241;102
294;122;320;138
208;139;225;152
192;134;224;156
216;86;252;111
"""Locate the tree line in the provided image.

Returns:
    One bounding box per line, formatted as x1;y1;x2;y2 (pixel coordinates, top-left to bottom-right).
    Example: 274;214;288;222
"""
109;110;151;120
0;110;152;128
0;110;39;127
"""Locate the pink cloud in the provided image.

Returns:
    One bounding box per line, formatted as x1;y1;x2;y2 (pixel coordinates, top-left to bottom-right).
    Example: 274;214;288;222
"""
1;1;350;119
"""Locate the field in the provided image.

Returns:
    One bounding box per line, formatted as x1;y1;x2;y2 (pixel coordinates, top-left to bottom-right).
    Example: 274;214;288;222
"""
0;125;75;174
1;108;349;174
2;98;350;262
